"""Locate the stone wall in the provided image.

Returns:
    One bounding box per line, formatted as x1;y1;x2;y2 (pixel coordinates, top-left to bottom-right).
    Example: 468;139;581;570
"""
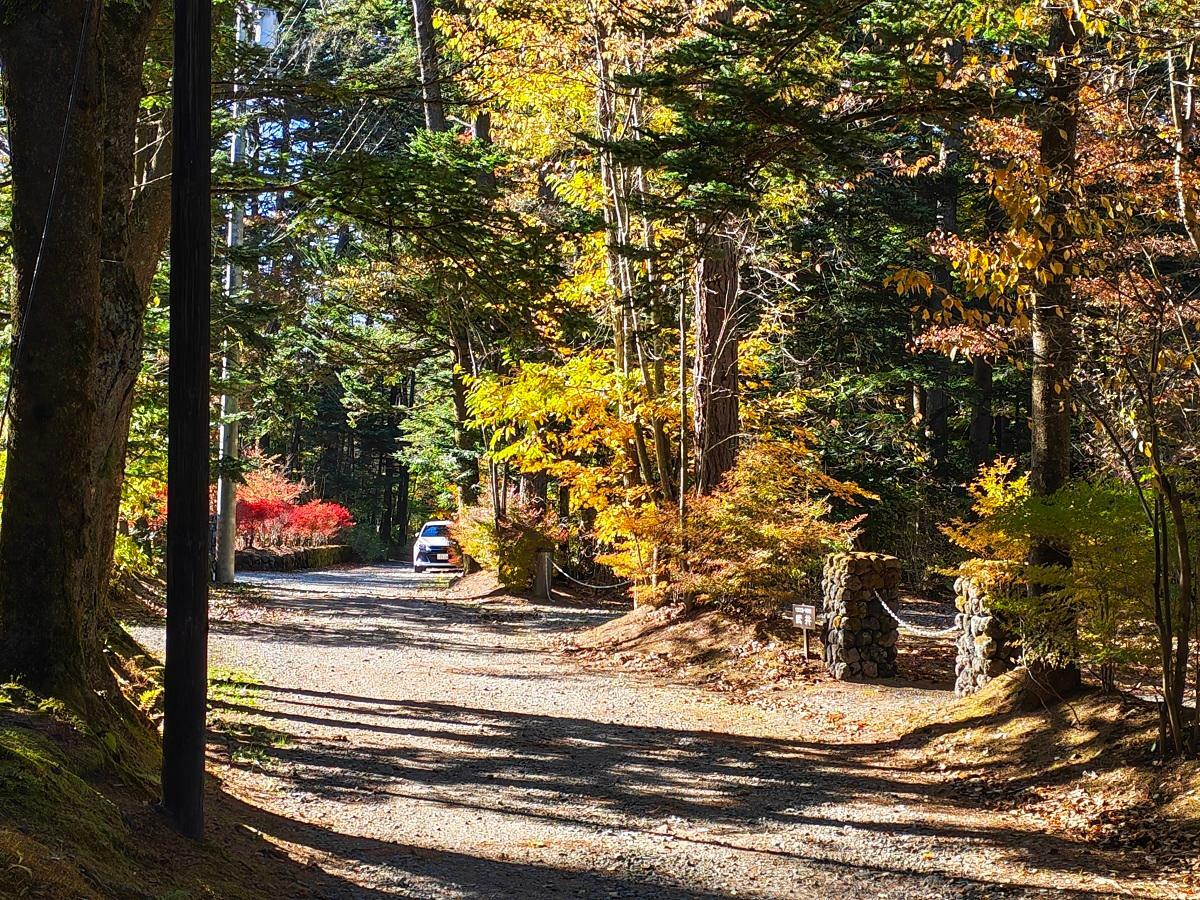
236;544;357;572
821;552;901;680
954;577;1017;696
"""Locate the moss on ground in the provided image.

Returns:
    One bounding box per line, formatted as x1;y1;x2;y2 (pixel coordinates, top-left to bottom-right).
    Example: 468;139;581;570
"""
0;707;143;899
208;669;291;771
0;628;333;900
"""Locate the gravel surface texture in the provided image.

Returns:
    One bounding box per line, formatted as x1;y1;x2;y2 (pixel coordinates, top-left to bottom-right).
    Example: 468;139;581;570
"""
130;564;1177;899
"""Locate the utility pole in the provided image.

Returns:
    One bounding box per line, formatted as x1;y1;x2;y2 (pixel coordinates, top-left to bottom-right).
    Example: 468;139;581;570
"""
215;8;248;585
216;6;277;584
163;0;212;839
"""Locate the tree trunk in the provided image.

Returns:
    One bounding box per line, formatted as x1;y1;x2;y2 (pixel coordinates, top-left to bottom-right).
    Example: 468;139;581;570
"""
928;50;961;475
216;9;250;585
411;2;484;510
1030;10;1080;499
519;472;548;517
969;357;993;468
925;385;950;473
1028;6;1083;690
378;450;394;545
396;464;411;548
396;372;415;546
411;0;446;132
287;417;302;473
89;0;170;632
449;324;482;506
693;226;740;495
0;0;168;693
0;0;106;688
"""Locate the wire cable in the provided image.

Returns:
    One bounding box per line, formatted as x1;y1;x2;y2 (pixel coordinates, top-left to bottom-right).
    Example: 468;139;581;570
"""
873;589;960;638
552;561;632;591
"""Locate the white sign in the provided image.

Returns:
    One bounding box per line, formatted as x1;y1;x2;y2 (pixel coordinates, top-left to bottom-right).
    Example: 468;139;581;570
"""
793;603;818;629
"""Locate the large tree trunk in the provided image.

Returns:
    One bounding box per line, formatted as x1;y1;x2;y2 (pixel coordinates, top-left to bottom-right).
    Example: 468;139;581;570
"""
1030;11;1080;500
0;0;106;689
693;226;740;495
90;1;171;619
449;323;482;506
0;0;168;691
1028;6;1083;691
411;0;484;509
928;44;962;476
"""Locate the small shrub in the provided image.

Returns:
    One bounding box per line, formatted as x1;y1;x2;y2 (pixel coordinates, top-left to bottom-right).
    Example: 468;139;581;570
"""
112;532;155;579
454;499;563;589
944;459;1158;682
283;500;354;545
240;450;307;506
342;525;389;562
236;498;292;547
599;434;866;613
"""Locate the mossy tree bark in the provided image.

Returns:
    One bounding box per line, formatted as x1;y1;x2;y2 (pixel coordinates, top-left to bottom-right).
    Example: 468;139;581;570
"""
0;0;168;694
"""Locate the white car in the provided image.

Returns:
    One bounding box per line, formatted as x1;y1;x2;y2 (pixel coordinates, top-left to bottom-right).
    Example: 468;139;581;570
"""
412;520;461;573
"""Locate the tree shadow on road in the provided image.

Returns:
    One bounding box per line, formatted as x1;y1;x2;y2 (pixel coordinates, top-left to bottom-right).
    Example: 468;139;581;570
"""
212;686;1170;896
211;782;740;899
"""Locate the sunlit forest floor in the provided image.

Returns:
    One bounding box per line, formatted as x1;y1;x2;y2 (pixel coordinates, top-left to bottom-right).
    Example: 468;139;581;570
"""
115;565;1196;898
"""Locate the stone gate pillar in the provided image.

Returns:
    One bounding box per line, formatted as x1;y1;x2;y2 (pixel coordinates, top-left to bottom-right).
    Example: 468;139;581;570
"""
821;552;901;680
954;577;1016;696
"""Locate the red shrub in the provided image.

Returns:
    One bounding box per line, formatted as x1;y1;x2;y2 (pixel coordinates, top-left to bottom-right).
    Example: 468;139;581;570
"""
283;501;354;545
236;498;293;548
242;453;307;505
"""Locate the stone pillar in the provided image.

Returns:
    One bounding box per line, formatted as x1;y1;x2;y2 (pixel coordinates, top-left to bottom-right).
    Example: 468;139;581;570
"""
954;577;1016;696
533;549;553;601
822;552;901;680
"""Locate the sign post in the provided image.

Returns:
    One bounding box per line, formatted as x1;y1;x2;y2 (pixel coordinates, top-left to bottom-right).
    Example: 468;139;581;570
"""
793;603;818;659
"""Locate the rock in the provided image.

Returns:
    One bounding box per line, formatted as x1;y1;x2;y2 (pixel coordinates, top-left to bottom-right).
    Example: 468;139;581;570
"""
985;657;1010;678
974;633;996;658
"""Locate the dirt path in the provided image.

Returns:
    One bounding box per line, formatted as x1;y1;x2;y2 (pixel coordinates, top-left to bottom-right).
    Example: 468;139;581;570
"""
131;565;1176;899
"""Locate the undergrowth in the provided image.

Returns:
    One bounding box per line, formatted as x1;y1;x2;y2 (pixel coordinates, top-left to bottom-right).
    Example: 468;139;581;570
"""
0;629;311;899
208;669;290;771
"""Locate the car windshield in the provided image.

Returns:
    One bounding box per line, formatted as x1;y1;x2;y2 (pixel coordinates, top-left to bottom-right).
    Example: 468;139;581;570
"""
420;524;450;538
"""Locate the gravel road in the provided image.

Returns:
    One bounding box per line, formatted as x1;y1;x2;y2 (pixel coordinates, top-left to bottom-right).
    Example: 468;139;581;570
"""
130;564;1173;899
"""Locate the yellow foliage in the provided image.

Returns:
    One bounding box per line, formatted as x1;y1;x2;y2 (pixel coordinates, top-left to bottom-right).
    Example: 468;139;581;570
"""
468;350;657;511
944;460;1158;672
601;435;866;613
453;498;564;590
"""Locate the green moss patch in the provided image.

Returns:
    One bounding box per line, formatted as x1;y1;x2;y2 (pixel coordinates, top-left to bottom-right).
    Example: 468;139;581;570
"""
0;713;138;898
